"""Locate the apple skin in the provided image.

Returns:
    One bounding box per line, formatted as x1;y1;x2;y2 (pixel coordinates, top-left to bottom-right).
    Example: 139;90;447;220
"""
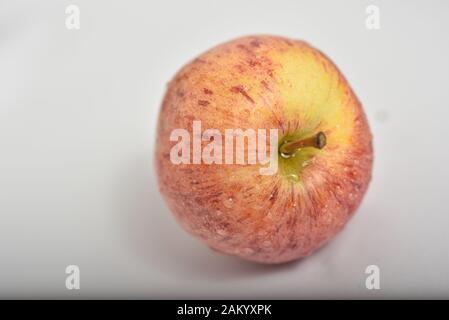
155;35;373;264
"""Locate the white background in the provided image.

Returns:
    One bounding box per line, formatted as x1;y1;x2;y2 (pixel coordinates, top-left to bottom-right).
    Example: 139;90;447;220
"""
1;0;448;298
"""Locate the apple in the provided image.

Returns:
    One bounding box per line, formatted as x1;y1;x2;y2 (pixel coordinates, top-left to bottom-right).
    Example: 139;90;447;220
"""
155;35;373;264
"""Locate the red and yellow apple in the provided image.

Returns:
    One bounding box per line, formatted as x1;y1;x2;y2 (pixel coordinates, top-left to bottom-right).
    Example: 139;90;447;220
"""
155;35;373;264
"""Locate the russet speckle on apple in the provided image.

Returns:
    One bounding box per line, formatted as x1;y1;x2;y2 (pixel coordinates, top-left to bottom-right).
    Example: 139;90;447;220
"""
155;35;373;264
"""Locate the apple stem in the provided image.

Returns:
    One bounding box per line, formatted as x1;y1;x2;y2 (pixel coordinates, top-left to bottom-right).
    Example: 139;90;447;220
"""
279;131;327;156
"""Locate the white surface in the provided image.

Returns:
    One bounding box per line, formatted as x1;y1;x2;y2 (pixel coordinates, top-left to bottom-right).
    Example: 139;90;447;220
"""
1;0;449;298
